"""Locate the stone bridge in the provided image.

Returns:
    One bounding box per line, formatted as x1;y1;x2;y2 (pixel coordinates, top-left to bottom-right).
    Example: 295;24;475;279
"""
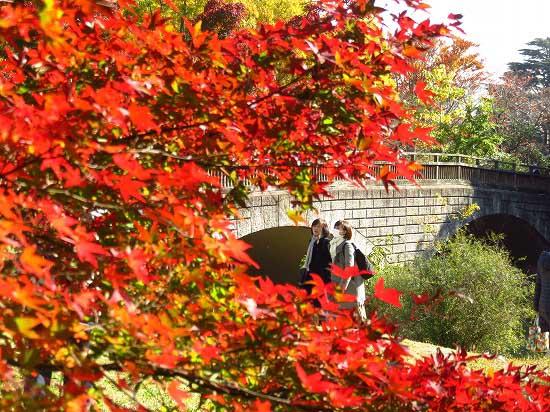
226;153;550;283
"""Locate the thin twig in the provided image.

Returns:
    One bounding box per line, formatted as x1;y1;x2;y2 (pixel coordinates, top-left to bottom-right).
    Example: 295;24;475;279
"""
46;188;123;210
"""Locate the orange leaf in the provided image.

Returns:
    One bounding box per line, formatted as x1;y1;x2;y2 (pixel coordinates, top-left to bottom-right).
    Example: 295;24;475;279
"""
14;316;42;339
20;245;53;277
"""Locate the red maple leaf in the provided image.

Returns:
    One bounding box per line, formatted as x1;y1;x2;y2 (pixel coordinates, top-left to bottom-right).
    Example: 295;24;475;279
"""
374;278;403;308
414;81;435;104
128;102;159;132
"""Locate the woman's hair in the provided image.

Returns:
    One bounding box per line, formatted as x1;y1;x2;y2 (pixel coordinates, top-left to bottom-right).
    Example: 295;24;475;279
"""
333;220;342;229
311;218;330;238
340;220;352;240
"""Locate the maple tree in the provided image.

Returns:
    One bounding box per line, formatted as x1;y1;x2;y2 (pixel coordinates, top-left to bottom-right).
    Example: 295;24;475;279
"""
0;0;549;411
489;73;550;163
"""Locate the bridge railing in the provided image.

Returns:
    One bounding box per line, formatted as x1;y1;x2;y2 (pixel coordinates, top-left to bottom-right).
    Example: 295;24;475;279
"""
388;152;550;193
403;152;550;176
210;152;550;193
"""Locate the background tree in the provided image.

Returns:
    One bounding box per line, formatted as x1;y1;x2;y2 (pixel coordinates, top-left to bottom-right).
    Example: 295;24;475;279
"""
489;73;550;164
431;96;503;157
488;38;550;164
396;37;487;112
508;37;550;89
395;36;502;157
132;0;306;33
0;0;548;411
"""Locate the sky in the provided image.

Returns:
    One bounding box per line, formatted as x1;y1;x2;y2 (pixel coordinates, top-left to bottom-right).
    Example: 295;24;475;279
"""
378;0;550;80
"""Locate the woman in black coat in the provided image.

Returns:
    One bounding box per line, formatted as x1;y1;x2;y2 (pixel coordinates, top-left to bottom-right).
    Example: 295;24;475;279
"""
300;219;332;302
534;250;550;332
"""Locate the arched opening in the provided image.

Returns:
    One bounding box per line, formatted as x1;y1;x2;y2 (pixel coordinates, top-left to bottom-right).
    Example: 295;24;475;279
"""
465;214;549;273
241;226;311;285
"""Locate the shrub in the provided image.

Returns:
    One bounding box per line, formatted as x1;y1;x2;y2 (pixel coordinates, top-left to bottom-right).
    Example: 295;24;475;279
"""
365;231;532;356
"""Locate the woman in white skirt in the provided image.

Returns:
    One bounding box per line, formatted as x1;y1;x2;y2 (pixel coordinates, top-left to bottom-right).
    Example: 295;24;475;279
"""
330;220;366;320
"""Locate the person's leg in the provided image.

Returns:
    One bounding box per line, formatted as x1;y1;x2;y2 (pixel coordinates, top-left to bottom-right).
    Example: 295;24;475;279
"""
355;279;367;321
539;312;550;356
539;312;550;333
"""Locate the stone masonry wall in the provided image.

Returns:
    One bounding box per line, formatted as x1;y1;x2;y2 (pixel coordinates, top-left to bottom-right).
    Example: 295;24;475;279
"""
231;180;550;264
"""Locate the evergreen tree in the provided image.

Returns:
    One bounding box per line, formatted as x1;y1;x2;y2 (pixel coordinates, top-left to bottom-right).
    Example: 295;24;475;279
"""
508;37;550;88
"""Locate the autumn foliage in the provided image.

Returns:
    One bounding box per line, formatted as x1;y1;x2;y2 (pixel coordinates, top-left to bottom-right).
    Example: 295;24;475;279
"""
0;0;548;410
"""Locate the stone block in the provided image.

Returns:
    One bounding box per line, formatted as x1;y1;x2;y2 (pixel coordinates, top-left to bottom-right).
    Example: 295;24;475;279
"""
237;219;252;238
338;190;352;200
386;254;398;264
418;206;431;215
393;207;407;217
361;199;374;209
405;242;418;252
331;200;345;210
346;218;360;229
386;217;400;226
352;209;367;219
392;226;406;235
379;226;392;236
406;206;419;216
368;227;380;237
238;208;251;219
392;243;406;254
250;196;262;207
353;190;368;199
373;217;386;227
404;233;426;244
367;208;380;218
373;198;386;208
261;195;278;206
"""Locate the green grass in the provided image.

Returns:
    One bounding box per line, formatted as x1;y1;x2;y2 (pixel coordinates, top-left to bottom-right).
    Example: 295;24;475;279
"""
403;339;550;373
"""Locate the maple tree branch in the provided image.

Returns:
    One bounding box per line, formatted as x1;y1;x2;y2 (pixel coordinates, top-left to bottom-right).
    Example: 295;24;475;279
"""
116;120;219;144
96;371;150;411
147;367;336;412
0;156;47;181
45;188;124;210
95;362;298;408
245;73;307;108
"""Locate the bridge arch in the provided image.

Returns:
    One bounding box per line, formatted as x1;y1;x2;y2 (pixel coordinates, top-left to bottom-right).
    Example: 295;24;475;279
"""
242;226;311;285
464;214;549;272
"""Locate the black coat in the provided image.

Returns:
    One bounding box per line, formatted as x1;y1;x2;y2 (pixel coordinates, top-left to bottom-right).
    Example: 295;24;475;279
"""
534;251;550;332
308;237;332;284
